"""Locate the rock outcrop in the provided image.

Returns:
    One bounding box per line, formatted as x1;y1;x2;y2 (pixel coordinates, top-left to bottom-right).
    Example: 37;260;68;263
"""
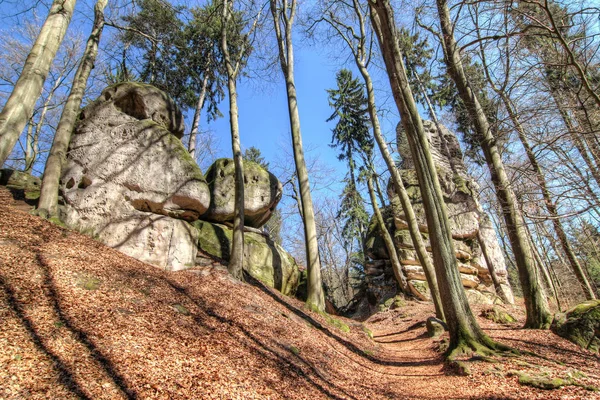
203;158;282;228
363;120;514;307
0;169;41;203
60;82;211;270
56;83;298;295
551;300;600;353
194;220;299;296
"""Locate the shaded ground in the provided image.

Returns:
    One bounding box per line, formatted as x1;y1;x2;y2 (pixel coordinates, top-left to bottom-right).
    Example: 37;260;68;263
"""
0;186;598;399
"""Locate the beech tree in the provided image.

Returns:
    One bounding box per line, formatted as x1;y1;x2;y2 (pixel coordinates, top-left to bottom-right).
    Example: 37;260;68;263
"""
0;0;77;167
36;0;108;218
312;0;444;319
434;0;553;328
220;0;261;280
368;0;508;356
270;0;325;311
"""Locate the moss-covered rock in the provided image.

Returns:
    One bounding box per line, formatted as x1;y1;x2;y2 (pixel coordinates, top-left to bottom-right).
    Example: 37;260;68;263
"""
193;220;299;296
203;158;282;228
0;169;41;203
481;306;517;324
551;300;600;352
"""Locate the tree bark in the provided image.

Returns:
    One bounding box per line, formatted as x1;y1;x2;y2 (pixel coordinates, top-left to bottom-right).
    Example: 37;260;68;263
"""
369;0;501;356
435;0;552;328
0;0;77;166
271;0;325;311
36;0;107;217
221;0;245;280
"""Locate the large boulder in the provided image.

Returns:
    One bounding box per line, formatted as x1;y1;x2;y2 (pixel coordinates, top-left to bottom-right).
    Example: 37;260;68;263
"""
203;158;282;228
60;83;210;270
193;220;300;295
551;300;600;353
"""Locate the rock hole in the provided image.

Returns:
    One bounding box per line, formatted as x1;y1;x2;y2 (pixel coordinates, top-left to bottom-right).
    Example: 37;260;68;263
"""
66;177;75;189
78;176;92;189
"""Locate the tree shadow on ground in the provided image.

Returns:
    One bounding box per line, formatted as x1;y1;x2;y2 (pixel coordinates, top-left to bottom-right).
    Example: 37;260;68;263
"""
0;238;139;399
244;274;443;369
161;276;355;400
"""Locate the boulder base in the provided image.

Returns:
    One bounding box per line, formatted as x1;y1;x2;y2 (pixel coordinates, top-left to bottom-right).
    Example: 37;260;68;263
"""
194;220;299;295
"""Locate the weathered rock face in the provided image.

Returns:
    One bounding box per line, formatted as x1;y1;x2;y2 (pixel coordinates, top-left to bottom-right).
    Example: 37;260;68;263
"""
363;120;514;307
60;83;210;270
551;300;600;353
193;220;300;295
203;158;282;228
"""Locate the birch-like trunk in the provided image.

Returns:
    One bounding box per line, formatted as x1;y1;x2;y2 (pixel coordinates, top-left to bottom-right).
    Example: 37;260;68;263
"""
221;0;245;280
37;0;107;217
0;0;77;166
188;71;209;160
271;0;325;311
367;174;408;293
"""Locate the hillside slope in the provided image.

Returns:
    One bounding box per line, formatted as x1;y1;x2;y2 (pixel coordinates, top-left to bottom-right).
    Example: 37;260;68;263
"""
1;187;599;399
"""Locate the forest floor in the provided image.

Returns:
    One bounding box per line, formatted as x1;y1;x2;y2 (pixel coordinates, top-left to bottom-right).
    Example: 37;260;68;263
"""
0;185;599;400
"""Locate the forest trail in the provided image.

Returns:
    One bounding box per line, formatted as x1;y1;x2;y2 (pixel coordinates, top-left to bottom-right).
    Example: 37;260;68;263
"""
1;186;599;399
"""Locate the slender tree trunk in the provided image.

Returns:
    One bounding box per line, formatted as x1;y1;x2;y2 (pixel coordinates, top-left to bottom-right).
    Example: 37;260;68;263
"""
367;174;409;293
501;95;596;299
36;0;107;217
435;0;552;329
528;222;563;311
477;228;510;304
369;0;501;356
271;0;325;311
221;0;244;280
358;62;444;320
188;71;210;160
373;174;386;208
0;0;77;166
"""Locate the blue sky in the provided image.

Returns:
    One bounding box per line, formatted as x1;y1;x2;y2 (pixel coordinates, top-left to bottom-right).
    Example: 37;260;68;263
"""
0;0;401;190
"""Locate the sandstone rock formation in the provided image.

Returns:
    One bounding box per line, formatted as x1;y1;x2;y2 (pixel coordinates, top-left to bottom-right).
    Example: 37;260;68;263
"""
60;82;210;270
363;120;514;306
203;158;282;228
194;220;299;296
56;83;298;295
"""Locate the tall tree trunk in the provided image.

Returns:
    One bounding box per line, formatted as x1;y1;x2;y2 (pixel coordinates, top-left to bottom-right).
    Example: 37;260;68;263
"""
359;63;444;320
188;71;210;160
0;0;77;166
320;0;443;319
24;120;35;173
367;173;408;293
36;0;107;217
369;0;501;356
221;0;245;280
271;0;325;311
435;0;552;328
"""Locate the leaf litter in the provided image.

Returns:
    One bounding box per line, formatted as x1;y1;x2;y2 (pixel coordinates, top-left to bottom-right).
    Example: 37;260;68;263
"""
0;186;598;399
